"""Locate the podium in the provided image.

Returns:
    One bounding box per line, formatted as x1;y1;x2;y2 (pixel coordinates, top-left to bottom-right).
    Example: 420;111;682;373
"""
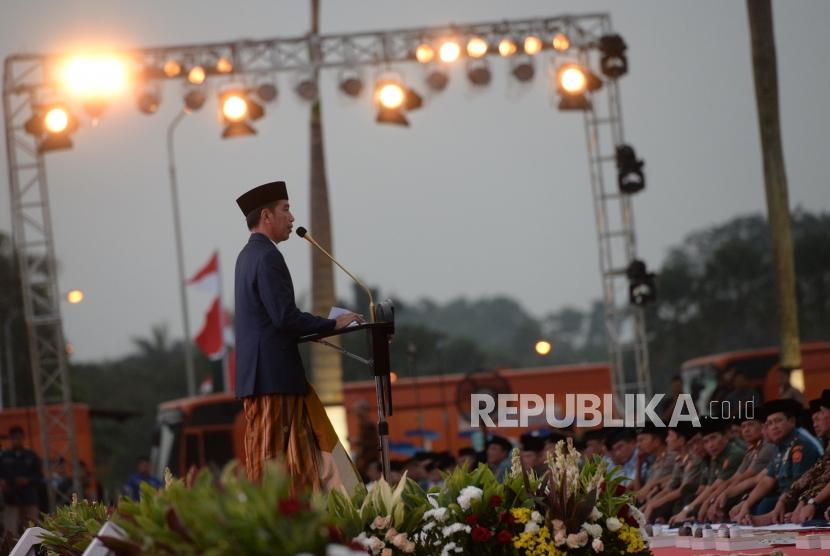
299;321;395;479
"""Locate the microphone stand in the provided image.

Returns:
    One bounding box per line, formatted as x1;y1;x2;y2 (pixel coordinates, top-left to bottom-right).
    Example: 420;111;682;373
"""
295;228;393;480
298;323;394;481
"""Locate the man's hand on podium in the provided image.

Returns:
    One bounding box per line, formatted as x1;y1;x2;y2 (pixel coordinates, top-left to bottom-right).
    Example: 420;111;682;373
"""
334;312;364;329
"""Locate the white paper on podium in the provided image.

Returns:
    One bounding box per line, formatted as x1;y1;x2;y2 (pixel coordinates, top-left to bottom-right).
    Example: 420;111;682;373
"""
328;306;360;326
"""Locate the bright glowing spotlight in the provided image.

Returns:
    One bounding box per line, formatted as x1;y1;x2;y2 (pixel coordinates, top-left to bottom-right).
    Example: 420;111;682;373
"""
66;289;85;304
44;107;69;133
163;60;182;77
438;41;461;63
216;57;233;74
466;37;488;58
415;44;435;64
552;33;570;52
524;36;543;55
559;65;587;94
376;82;405;109
222;94;248;122
498;38;518;57
535;340;552;356
188;66;206;85
62;56;128;97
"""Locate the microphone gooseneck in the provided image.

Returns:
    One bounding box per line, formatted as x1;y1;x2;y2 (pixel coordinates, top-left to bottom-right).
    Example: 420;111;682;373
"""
296;226;375;322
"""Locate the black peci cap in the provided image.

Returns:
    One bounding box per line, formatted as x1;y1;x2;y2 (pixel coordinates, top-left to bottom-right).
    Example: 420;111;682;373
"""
236;181;288;217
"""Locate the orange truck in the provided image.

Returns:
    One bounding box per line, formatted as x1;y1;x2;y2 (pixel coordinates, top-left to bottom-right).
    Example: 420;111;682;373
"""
680;341;830;412
152;362;614;474
0;403;96;497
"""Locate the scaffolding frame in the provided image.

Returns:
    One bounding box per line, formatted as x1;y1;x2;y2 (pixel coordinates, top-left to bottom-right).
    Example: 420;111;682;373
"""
3;12;649;507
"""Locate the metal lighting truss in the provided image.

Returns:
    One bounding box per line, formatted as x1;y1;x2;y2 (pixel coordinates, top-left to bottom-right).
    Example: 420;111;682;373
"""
3;12;649;507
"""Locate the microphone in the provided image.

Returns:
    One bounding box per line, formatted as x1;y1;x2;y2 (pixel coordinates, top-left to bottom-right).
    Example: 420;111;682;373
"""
296;226;376;322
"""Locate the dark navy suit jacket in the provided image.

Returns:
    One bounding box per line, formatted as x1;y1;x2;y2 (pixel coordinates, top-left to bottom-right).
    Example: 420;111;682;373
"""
234;233;336;397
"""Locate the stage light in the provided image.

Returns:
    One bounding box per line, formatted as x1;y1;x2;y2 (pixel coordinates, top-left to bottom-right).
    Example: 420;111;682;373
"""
498;38;517;57
136;86;161;114
376;82;405;109
626;259;656;306
415;44;435;64
295;78;318;101
599;34;628;78
220;90;264;139
339;76;363;97
377;109;408;126
404;88;423;111
66;289;85;304
256;83;278;102
466;37;488;58
524;36;543;55
188;66;206;85
25;105;79;153
535;340;552;356
216;57;233;74
184;89;206;111
439;40;461;63
559;65;587;94
163;59;182;77
615;144;645;194
62;55;128;98
552;33;570;52
426;70;449;91
44;107;69;133
222;94;248;122
467;64;491;86
556;64;601;111
512;60;535;82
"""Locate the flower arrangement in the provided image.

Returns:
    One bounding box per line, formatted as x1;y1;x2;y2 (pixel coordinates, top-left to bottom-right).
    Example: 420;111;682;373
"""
331;439;651;556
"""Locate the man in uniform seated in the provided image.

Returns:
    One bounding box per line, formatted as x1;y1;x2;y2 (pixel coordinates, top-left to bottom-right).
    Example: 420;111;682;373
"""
641;422;700;523
668;417;745;525
604;429;638;486
704;411;776;522
732;399;823;523
767;390;830;524
634;422;675;504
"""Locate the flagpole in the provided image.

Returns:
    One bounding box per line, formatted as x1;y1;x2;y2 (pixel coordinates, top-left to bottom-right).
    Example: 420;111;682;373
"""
167;108;197;397
216;251;230;392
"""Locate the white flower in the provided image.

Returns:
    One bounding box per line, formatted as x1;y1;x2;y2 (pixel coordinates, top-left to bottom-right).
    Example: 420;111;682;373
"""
424;507;448;522
582;522;603;538
372;515;391;530
628;504;647;528
566;534;581;548
381;549;392;556
384;528;398;541
531;511;543;523
524;522;540;534
367;536;385;555
590;506;602;521
592;538;605;552
428;493;440;509
391;533;409;549
422;522;436;532
606;517;622;532
442;523;471;536
551;519;565;532
441;542;457;556
554;530;567;546
456;486;483;511
577;531;590;546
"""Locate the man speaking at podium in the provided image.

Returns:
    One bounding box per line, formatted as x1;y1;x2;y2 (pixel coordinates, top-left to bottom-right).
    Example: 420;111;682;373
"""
234;180;361;493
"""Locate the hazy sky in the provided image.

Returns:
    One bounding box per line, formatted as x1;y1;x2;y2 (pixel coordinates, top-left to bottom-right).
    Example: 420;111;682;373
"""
1;1;828;362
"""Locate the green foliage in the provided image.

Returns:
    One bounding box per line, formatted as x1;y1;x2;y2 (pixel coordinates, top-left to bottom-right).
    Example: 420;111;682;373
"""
108;462;338;556
38;496;111;556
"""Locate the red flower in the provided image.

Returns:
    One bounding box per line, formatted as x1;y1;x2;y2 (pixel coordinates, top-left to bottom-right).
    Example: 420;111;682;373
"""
489;495;503;507
466;514;479;525
278;498;302;515
497;530;512;544
498;511;515;525
615;484;628;496
472;526;493;542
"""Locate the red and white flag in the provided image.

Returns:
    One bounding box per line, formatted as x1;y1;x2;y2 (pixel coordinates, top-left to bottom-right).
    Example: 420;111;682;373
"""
188;251;220;295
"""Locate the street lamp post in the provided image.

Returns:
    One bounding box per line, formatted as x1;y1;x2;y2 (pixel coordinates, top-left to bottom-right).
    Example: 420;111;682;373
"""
167;109;196;396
